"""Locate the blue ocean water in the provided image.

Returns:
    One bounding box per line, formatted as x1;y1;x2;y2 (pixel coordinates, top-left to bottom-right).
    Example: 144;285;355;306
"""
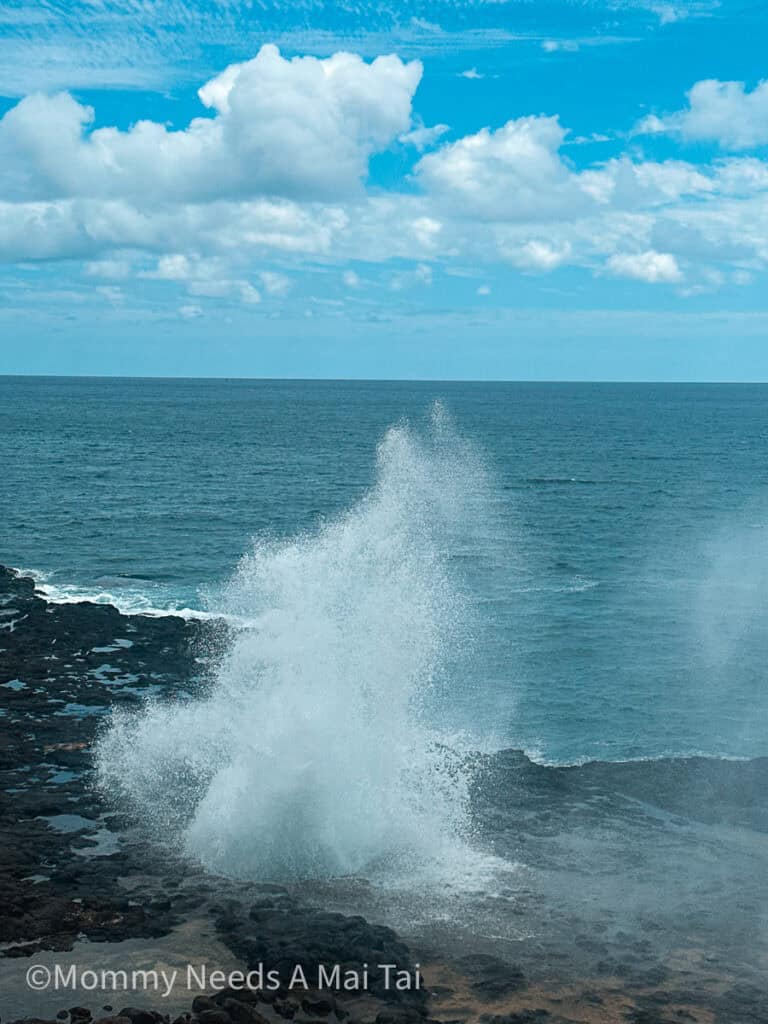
3;375;768;764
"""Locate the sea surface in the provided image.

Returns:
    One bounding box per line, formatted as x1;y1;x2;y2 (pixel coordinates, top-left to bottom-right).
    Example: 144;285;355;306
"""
3;375;768;765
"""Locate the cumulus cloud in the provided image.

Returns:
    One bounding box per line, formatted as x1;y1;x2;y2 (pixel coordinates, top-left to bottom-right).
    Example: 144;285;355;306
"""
142;254;203;281
0;45;422;203
408;215;443;249
416;116;595;220
594;157;716;206
637;79;768;150
139;252;262;304
606;250;683;283
505;240;573;271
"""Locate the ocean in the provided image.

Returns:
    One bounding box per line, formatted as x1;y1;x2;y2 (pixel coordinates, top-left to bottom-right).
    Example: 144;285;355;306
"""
3;375;768;766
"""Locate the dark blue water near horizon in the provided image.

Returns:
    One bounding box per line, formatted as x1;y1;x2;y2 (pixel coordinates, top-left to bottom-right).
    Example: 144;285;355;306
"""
3;375;768;764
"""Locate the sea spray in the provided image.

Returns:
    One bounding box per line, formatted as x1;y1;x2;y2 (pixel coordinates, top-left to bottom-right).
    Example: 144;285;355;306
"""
96;404;488;880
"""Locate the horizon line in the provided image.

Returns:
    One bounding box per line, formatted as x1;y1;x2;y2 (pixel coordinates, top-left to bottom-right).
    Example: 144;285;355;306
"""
2;373;768;386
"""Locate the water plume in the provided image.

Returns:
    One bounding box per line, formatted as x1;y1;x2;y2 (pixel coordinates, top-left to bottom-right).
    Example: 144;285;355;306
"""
96;403;486;880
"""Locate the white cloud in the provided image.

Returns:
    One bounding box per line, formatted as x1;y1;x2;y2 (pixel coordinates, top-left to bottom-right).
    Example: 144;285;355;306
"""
606;250;683;283
399;123;450;151
649;191;768;268
179;303;203;319
541;35;637;54
187;279;233;298
637;79;768;150
542;39;580;53
650;5;685;24
590;157;716;207
477;284;491;295
85;258;131;279
459;68;483;80
409;215;443;249
505;240;573;271
258;270;291;296
1;44;768;304
714;157;768;195
416;116;594;221
630;0;719;23
140;252;262;304
143;254;200;281
239;282;262;304
677;265;725;296
0;45;422;203
0;196;348;264
96;284;123;303
390;262;433;290
416;262;433;284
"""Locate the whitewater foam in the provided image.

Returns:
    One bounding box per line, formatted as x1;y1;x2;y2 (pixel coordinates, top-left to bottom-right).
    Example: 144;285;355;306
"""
96;404;492;883
16;567;219;621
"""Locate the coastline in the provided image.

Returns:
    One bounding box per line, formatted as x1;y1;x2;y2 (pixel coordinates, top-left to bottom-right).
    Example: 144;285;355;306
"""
2;565;767;1024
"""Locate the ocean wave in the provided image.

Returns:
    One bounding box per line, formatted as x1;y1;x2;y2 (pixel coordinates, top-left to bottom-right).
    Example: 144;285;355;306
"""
521;746;755;768
12;566;223;622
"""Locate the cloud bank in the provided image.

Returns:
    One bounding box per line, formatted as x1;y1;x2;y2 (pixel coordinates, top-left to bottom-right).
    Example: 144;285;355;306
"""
1;49;768;305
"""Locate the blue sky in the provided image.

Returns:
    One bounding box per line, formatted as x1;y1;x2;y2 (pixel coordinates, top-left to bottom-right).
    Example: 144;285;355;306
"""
1;0;767;380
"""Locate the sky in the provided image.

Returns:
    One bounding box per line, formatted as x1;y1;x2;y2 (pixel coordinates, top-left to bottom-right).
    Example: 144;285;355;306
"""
0;0;767;380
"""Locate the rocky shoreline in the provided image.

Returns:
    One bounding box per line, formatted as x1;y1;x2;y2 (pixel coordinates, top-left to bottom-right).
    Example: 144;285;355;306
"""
2;566;767;1024
0;567;433;1023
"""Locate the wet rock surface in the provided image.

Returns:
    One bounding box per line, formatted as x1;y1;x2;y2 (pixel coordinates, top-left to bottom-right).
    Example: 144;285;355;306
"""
0;566;222;952
1;567;767;1024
